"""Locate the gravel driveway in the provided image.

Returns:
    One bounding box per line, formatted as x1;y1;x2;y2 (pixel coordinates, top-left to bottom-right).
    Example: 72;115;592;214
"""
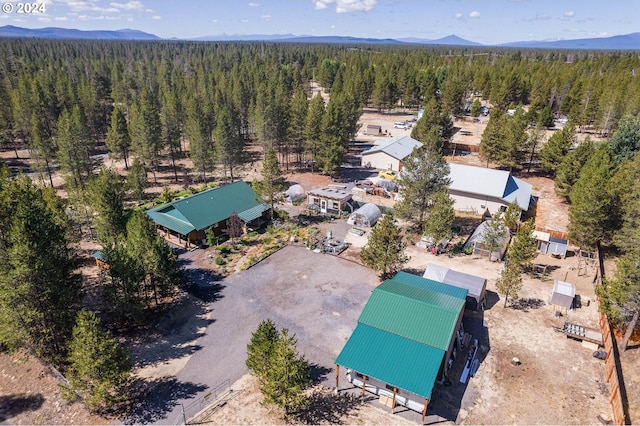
155;245;378;423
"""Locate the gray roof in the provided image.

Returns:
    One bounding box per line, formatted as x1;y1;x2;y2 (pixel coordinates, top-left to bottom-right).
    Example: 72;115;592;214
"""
448;163;533;211
362;136;423;161
308;187;352;201
423;263;487;305
550;279;576;309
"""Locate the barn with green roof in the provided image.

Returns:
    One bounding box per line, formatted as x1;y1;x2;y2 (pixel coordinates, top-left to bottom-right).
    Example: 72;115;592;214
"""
335;271;467;421
146;181;270;248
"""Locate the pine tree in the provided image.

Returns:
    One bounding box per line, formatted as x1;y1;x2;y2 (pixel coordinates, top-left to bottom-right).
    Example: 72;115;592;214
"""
394;146;451;232
554;138;595;200
214;105;244;182
65;310;132;412
226;212;244;242
506;219;538;271
360;213;409;279
126;158;148;203
56;106;94;189
568;145;616;249
256;147;285;217
261;328;311;416
495;262;523;308
0;174;82;363
481;212;509;262
422;189;455;249
304;93;325;172
246;319;279;382
609;115;640;164
539;125;576;173
502;201;522;234
105;106;131;170
87;167;127;248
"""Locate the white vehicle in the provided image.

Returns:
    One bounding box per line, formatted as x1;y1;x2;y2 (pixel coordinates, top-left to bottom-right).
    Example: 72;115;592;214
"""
393;121;411;129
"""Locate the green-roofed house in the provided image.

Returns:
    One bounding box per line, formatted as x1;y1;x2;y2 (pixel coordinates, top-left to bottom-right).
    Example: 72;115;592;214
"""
335;272;467;422
146;181;270;248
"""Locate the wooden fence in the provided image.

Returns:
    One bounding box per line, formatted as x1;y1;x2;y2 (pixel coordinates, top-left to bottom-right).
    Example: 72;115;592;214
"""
596;247;631;425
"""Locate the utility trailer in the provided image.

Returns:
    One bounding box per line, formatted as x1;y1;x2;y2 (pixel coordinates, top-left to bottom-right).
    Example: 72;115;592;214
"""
554;322;603;346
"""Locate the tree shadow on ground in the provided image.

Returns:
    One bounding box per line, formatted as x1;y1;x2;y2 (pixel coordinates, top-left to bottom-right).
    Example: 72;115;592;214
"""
293;388;364;425
121;377;207;425
0;393;45;422
510;297;545;311
309;363;332;384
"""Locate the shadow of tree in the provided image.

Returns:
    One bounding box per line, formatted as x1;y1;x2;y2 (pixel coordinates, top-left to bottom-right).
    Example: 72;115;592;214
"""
0;394;45;422
293;388;364;425
511;297;545;311
121;377;207;425
309;363;332;384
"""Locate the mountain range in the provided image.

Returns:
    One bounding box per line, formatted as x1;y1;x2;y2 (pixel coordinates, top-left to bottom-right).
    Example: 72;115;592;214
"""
0;25;638;50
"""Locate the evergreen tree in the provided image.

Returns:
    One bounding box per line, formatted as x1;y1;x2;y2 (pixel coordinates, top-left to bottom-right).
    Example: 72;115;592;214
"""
246;319;279;382
495;262;523;308
105;106;131;170
87;167;127;247
65;310;132;412
304;93;325;173
256;147;285;217
214;105;244;182
288;86;309;167
506;219;538;271
539;125;575;173
479;110;509;167
261;328;311;416
0;174;82;363
470;99;482;117
422;189;455;249
126;158;148;203
185;98;215;182
360;213;409;279
129;88;163;183
554;138;595;200
609;115;640;164
394;146;451;232
502;201;522;234
56;106;93;189
481;212;509;262
568;145;616;249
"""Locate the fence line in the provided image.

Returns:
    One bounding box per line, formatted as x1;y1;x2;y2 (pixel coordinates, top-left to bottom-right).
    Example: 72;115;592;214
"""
595;247;630;425
172;379;231;425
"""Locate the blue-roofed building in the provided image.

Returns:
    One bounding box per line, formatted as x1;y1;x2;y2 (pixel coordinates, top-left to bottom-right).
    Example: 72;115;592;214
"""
146;181;270;248
448;163;533;216
335;272;467;421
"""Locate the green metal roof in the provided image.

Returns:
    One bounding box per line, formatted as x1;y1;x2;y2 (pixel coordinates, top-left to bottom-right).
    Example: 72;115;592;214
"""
358;280;464;351
335;324;443;399
393;271;468;300
146;181;267;235
92;251;106;262
238;203;270;222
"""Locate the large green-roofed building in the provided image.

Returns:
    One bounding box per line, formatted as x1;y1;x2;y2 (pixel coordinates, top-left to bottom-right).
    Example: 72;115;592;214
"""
146;181;270;247
335;272;467;420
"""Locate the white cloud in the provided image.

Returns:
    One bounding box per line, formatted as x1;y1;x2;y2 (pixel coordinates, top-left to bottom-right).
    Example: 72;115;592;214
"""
535;14;551;20
248;2;260;7
260;14;271;21
55;16;69;21
564;11;575;18
110;1;145;11
240;18;249;23
56;0;119;14
151;15;161;20
38;17;52;22
469;11;480;18
454;12;463;20
314;1;328;10
313;0;377;13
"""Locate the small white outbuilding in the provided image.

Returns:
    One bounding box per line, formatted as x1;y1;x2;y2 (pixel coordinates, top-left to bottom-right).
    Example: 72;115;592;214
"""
347;203;382;227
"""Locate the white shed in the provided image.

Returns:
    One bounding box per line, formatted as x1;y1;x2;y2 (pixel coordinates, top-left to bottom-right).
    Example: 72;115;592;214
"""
550;279;576;314
347;203;382;227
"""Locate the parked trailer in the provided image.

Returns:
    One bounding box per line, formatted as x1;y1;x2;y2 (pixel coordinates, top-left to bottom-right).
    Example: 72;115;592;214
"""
553;322;603;346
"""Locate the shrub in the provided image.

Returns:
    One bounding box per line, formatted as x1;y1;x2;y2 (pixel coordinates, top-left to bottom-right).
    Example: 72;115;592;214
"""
215;256;226;265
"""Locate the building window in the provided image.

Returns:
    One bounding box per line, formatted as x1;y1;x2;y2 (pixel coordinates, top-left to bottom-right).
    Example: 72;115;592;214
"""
332;202;339;210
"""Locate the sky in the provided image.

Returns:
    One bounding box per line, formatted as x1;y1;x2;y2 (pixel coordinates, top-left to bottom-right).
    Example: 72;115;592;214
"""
0;0;638;45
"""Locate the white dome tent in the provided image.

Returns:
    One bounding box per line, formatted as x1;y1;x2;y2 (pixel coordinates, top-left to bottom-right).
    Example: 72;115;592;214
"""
284;184;306;204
